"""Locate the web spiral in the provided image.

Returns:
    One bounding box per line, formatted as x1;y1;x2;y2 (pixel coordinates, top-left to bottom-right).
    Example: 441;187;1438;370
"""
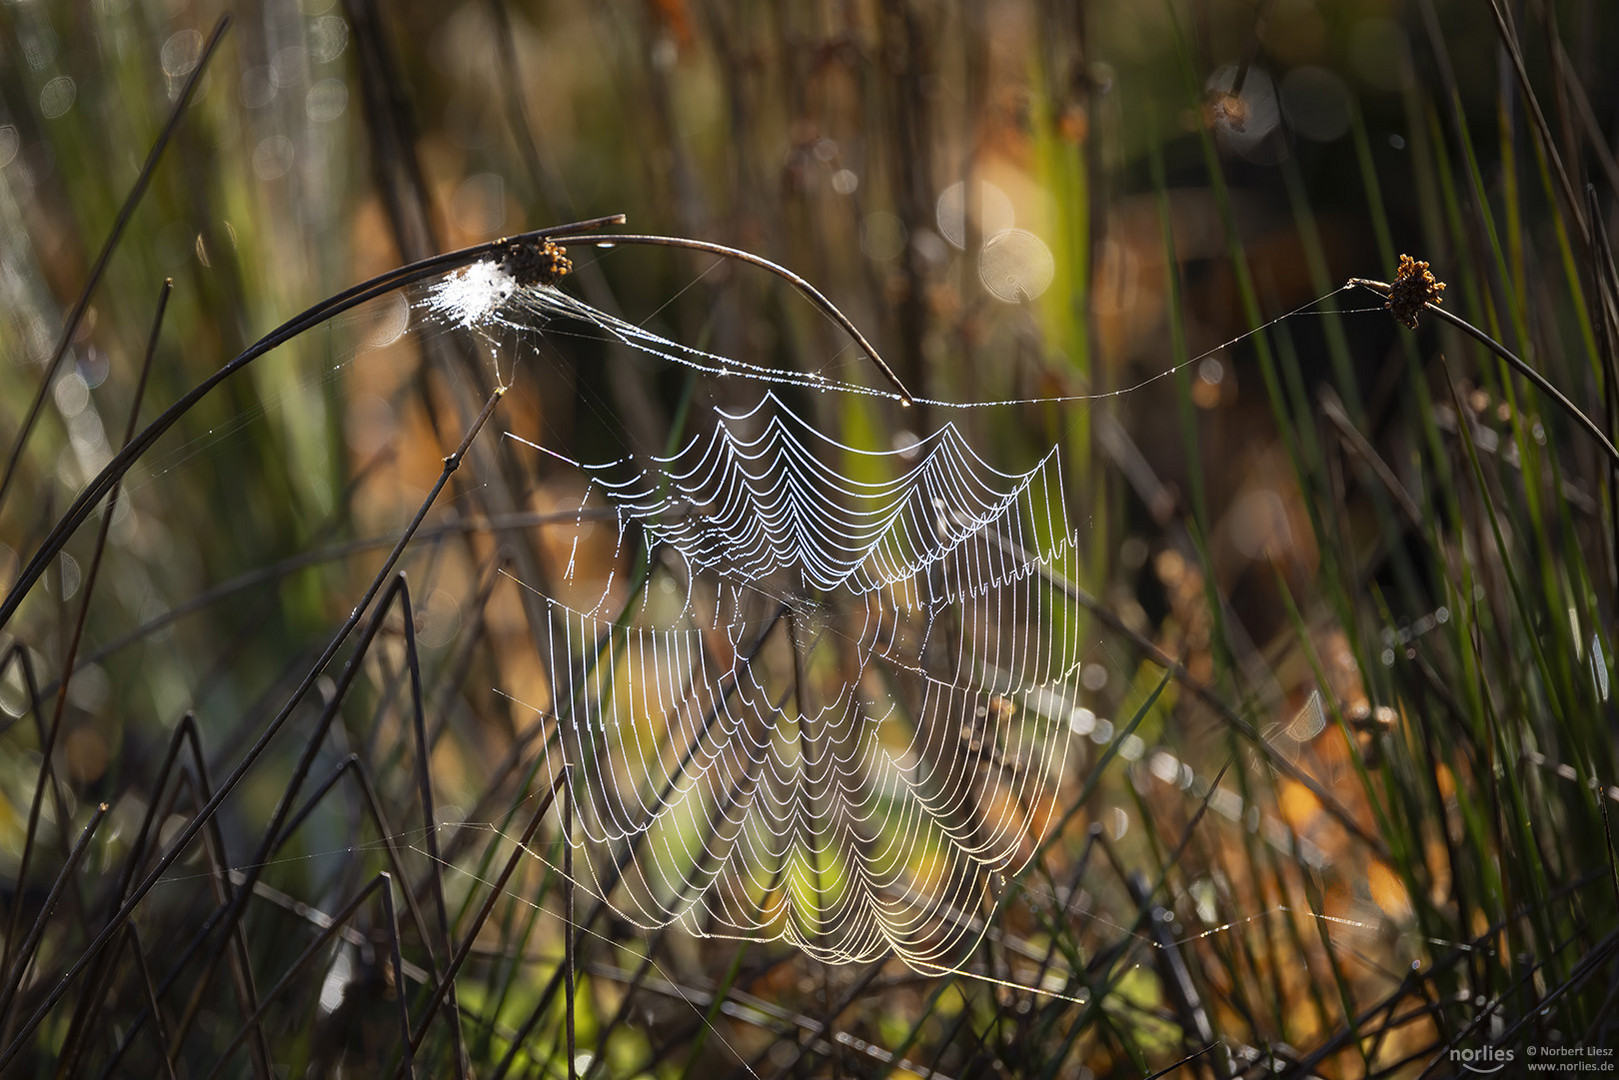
532;393;1089;969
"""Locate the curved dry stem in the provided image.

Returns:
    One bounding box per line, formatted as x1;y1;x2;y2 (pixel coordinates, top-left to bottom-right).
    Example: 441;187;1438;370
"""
584;233;915;405
0;18;232;517
1348;277;1619;469
0;215;626;634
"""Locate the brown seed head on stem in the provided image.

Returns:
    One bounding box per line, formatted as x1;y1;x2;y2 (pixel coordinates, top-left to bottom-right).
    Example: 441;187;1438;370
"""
1387;254;1445;329
500;238;572;287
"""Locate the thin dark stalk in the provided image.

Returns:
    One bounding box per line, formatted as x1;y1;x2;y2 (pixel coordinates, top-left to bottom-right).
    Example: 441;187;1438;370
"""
420;551;504;753
0;646;41;743
72;509;607;674
2;282;169;1014
766;960;886;1080
0;215;623;635
164;565;456;1055
1346;280;1619;468
123;926;179;1080
199;875;387;1080
399;578;469;1077
401;769;566;1063
344;0;439;260
172;758;274;1080
1228;0;1276;98
654;948;796;1080
784;607;835;1068
1141;1043;1220;1080
978;521;1389;859
278;753;434;909
0;389;508;1069
381;875;416;1080
584;759;778;1080
1;597;65;999
106;766;217;1059
593;956;941;1078
1583;182;1619;591
99;751;443;1080
0;655;74;916
1286;872;1608;1076
488;607;794;1080
582;233;913;404
1483;0;1586;242
1021;830;1100;1020
0;802;109;1022
2;278;171;1049
110;714;203;904
485;0;575;218
0;19;228;515
63;284;278;1080
921;995;980;1080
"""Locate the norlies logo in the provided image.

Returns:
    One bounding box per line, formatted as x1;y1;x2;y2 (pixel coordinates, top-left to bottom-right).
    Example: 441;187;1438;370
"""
1451;1045;1516;1074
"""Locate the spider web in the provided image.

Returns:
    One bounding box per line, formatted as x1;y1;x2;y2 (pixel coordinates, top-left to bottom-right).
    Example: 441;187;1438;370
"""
534;396;1085;967
422;256;1096;969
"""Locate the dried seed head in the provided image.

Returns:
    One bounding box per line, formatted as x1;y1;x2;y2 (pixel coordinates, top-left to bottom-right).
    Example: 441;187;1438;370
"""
499;238;572;287
1387;254;1445;329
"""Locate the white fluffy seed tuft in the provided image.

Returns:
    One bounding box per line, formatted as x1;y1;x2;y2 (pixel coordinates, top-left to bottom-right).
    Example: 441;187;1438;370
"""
425;260;517;329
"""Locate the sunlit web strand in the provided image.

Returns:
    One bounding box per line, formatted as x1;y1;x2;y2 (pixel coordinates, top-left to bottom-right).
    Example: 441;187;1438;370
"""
540;604;1084;850
532;596;1085;938
417;258;1356;410
561;394;1065;608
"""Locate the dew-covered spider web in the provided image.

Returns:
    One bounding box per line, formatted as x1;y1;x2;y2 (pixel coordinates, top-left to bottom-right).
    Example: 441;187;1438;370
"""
408;247;1371;976
522;394;1086;968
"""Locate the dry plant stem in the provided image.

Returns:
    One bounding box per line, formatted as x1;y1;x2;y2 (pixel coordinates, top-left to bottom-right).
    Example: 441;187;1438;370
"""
381;875;416;1080
488;611;793;1080
123;926;180;1080
343;0;437;263
583;233;915;404
1141;1043;1221;1080
276;759;436;939
0;280;170;1049
1584;183;1619;587
159;485;498;1057
1483;0;1586;241
1348;278;1619;469
54;285;231;1080
69;509;610;673
0;213;623;634
400;770;566;1064
0;659;74;919
0;389;508;1070
0;18;230;516
399;578;469;1076
102;748;443;1078
767;961;886;1080
198;874;388;1080
579;771;777;1080
0;803;109;1022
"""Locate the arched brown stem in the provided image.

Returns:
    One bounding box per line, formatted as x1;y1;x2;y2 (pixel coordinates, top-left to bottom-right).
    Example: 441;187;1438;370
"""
0;215;625;634
1348;277;1619;469
583;232;915;406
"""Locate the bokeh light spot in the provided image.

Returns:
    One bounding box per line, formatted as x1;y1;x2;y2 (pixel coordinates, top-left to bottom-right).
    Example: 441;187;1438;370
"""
40;76;77;120
936;179;1015;249
978;228;1055;302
